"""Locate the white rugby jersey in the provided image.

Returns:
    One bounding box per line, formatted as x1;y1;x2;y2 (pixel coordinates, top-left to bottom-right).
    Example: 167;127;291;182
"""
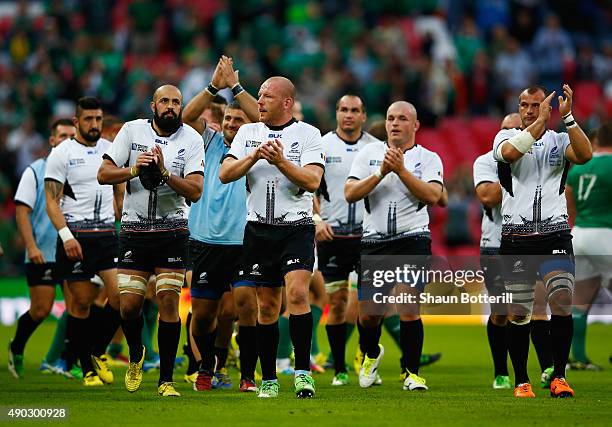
493;128;571;235
473;151;502;248
348;142;443;241
45;138;115;231
226;119;324;225
103;119;204;232
320;131;381;237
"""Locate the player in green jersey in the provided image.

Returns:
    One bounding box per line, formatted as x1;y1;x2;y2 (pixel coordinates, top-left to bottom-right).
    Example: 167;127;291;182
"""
565;122;612;370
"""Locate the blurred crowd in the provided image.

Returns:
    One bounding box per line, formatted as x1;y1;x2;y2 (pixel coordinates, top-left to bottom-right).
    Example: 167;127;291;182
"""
1;0;611;274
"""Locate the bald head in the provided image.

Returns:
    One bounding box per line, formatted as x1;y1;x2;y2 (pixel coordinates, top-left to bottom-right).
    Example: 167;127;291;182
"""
386;101;420;147
257;76;296;126
387;101;417;120
262;77;296;100
501;113;521;130
153;85;182;103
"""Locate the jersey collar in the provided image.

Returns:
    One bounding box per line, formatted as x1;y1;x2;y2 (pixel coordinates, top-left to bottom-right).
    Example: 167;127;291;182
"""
148;119;183;138
266;118;296;131
385;141;418;153
333;131;363;145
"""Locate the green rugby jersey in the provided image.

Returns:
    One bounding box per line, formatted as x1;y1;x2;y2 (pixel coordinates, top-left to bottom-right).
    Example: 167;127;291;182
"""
566;153;612;228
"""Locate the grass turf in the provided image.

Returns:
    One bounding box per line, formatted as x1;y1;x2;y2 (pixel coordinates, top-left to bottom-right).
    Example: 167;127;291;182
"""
0;321;611;426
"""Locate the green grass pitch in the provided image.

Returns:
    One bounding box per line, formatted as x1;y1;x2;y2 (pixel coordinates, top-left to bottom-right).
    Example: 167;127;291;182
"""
1;322;611;426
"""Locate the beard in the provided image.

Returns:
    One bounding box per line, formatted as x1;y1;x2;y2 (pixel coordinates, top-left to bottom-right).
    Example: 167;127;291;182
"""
79;125;101;143
154;107;183;134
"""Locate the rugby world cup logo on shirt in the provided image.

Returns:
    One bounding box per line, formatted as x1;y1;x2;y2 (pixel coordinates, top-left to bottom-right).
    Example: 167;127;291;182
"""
549;146;561;166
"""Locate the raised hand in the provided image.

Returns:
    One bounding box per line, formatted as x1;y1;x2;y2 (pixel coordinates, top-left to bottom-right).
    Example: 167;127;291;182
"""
558;84;573;117
538;90;556;123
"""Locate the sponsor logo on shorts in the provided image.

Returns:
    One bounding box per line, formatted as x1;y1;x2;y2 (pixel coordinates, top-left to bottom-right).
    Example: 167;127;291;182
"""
168;257;182;263
327;256;338;268
552;249;567;254
42;269;53;281
250;264;261;276
72;262;83;274
512;260;524;273
286;258;300;265
122;251;133;263
197;272;208;284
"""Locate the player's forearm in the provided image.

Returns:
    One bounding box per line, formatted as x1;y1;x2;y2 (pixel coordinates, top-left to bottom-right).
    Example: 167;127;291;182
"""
500;118;547;163
45;194;68;231
219;156;256;183
313;195;321;215
15;205;37;251
397;169;442;205
437;186;448;207
567;126;592;164
345;176;380;203
98;162;134;185
113;183;125;220
475;182;502;208
183;89;214;133
275;161;321;193
166;174;203;202
235;91;260;123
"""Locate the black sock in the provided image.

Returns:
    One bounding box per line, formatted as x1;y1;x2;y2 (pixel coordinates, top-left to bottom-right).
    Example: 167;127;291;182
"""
530;319;553;372
193;329;217;372
400;319;424;375
550;315;573;379
158;320;181;385
357;320;381;358
257;322;279;381
121;315;144;362
184;312;199;374
326;323;347;374
91;303;121;357
238;325;257;380
487;318;509;377
215;346;228;370
11;311;43;355
507;321;531;386
290;313;313;372
67;315;94;374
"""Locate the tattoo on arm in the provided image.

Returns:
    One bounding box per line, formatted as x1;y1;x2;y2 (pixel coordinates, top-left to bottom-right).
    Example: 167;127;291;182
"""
45;180;64;201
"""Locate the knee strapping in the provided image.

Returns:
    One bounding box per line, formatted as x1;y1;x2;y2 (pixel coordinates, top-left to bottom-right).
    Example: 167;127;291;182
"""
546;272;575;298
156;272;184;295
118;274;148;296
505;281;535;314
325;280;348;294
509;314;532;325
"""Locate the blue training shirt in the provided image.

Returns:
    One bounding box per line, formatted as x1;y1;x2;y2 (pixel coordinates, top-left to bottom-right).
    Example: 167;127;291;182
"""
188;129;247;245
14;158;58;262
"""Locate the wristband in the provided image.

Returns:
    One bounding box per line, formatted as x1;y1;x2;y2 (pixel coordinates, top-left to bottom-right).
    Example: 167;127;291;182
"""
563;113;577;129
58;227;75;243
313;214;323;224
374;168;385;179
130;166;139;177
161;168;171;182
205;83;219;96
231;83;245;97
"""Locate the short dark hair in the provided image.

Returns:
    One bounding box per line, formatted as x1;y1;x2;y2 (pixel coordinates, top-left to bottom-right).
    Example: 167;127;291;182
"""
103;115;124;130
76;97;102;117
212;95;227;105
226;101;243;111
51;118;74;134
519;85;547;101
597;121;612;147
336;94;366;113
